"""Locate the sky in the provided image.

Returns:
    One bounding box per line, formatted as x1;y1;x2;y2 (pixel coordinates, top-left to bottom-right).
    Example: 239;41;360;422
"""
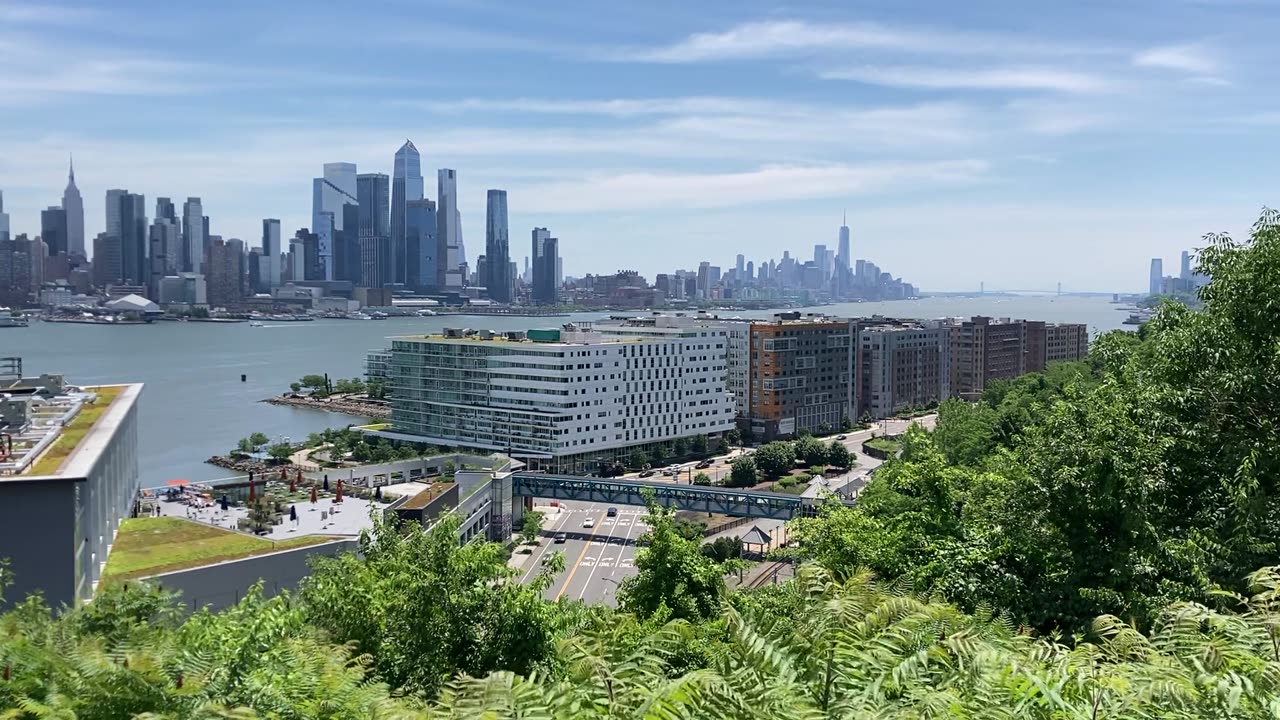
3;0;1280;292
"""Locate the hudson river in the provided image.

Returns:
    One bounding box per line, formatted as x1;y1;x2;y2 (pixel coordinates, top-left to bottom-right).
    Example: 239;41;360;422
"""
4;294;1131;487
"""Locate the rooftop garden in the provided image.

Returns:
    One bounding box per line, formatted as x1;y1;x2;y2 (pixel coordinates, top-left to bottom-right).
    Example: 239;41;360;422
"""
26;385;124;476
102;517;332;582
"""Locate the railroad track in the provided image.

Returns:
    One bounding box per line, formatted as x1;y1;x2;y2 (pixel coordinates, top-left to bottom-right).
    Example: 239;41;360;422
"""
746;559;790;589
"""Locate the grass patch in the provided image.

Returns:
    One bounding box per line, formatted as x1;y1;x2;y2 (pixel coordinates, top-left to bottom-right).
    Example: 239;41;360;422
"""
103;517;333;582
865;438;902;454
27;386;124;476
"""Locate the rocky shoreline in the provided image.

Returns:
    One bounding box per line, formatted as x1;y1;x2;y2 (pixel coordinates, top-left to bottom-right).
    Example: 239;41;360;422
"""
261;394;390;419
205;456;309;474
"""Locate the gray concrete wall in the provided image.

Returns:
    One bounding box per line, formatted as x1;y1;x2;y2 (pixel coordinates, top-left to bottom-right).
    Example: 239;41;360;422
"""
0;478;77;610
142;539;357;613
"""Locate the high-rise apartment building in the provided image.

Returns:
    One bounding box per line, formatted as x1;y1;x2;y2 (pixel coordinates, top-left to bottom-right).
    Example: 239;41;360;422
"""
377;324;733;473
356;173;390;287
260;219;281;290
943;316;1088;401
91;233;121;290
182;198;204;273
1149;258;1163;296
745;314;854;440
313;163;357;281
390;141;423;285
485;189;510;302
207;238;244;307
62;158;84;257
41;206;68;257
0;235;36;305
148;217;180;299
437;169;462;290
856;321;950;419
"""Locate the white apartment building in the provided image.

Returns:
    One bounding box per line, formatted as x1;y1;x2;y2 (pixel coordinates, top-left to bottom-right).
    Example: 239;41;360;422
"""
379;322;734;473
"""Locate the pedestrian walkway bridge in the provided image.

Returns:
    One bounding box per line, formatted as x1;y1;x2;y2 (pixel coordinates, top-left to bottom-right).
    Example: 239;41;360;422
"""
511;473;853;521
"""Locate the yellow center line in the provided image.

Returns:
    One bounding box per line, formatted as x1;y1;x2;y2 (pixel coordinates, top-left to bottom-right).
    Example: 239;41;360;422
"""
555;510;606;601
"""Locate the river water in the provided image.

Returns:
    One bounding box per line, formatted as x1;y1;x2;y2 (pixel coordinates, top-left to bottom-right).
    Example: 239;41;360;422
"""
2;295;1129;487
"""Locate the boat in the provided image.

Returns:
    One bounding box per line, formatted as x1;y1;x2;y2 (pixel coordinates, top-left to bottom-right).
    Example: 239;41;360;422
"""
0;309;29;328
1123;312;1152;326
348;312;372;320
249;320;265;327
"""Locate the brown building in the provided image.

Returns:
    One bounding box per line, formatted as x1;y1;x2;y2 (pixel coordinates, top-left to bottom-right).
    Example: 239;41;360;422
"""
745;313;854;440
207;238;245;308
946;316;1089;401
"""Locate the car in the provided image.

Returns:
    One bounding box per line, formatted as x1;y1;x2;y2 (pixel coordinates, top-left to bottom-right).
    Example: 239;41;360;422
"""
639;469;655;478
696;459;713;469
583;517;596;528
837;434;848;440
553;532;566;543
606;507;618;517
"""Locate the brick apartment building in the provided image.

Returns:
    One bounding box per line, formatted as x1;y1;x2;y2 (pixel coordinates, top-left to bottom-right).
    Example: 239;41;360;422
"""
855;321;951;420
944;316;1089;401
744;313;854;440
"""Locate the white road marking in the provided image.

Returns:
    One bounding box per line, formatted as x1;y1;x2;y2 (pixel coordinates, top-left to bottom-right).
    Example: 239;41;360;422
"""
520;505;575;585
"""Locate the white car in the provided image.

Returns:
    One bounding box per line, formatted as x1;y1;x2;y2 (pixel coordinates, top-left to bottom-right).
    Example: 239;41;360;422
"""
583;517;596;528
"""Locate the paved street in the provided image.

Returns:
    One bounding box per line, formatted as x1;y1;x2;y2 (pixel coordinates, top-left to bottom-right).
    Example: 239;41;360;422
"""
514;499;649;605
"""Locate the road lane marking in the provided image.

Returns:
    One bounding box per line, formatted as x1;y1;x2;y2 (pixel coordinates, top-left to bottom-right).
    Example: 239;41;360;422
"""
610;513;643;582
520;507;574;585
555;510;606;600
577;509;627;601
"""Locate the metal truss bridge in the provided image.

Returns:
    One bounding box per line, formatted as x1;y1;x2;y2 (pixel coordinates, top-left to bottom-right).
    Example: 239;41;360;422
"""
511;472;852;521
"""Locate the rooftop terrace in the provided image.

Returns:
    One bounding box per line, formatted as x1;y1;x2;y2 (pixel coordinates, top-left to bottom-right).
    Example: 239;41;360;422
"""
0;376;127;477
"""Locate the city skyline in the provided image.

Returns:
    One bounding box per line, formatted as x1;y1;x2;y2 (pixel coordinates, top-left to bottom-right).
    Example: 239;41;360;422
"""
3;1;1279;291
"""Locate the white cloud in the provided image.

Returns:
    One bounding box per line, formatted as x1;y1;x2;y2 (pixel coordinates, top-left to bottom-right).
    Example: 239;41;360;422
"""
621;19;1096;63
1133;43;1220;74
820;65;1111;93
517;161;989;213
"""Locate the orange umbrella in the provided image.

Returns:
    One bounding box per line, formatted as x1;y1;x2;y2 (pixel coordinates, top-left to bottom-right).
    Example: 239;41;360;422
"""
310;485;317;504
335;479;343;503
296;469;302;484
248;480;257;502
279;466;287;480
289;474;296;493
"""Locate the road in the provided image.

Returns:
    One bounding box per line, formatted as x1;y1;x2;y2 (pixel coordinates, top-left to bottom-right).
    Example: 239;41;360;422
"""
516;499;648;606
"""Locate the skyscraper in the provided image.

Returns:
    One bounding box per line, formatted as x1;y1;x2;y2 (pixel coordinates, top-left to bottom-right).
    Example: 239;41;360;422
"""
182;197;204;273
107;190;147;286
1149;258;1163;296
533;235;558;304
261;219;281;290
0;191;9;242
356;173;390;287
1180;250;1192;280
313;163;357;281
155;197;176;222
735;254;745;279
406;198;437;291
41;206;68;256
437;169;462;290
837;212;851;272
148;216;180;298
485;189;510;302
390;140;423;285
62;157;84;257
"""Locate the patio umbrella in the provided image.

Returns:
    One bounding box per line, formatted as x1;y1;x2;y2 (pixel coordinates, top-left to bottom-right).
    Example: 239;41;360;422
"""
374;485;382;500
289;474;296;493
335;479;343;503
248;480;256;502
296;468;303;484
289;505;297;522
323;476;329;492
310;485;318;504
220;495;228;511
279;466;286;480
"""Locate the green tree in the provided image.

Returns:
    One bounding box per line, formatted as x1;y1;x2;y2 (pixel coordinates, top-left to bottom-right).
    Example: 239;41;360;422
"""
248;431;270;449
299;373;328;390
692;471;712;486
628;449;649;470
301;513;565;698
672;437;689;457
651;444;670;463
795;434;827;466
754;441;795;478
827;440;853;469
728;456;758;488
701;535;742;562
724;427;742;447
691;433;708;456
289;381;302;393
246;496;276;534
266;442;293;462
617;493;726;621
234;437;254;455
520;510;545;545
366;379;386;399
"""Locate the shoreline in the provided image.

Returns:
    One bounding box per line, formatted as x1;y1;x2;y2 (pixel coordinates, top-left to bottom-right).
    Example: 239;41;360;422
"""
261;394;390;419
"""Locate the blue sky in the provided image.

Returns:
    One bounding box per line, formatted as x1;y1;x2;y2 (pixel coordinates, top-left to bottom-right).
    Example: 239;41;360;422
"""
3;0;1279;292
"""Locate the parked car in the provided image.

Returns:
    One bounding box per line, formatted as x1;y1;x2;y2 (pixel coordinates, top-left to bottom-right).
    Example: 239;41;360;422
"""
554;532;566;543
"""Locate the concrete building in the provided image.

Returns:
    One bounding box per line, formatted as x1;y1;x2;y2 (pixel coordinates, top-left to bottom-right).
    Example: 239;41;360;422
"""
207;238;245;307
157;273;207;306
40;206;68;257
485;189;511;303
107;190;147;288
532;234;558;304
0;235;36;306
0;365;142;610
91;233;121;290
437;169;463;290
260;219;282;291
856;321;950;419
1149;258;1163;296
406;198;437;292
744;313;854;440
376;324;734;473
1045;323;1090;364
943;316;1089;401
